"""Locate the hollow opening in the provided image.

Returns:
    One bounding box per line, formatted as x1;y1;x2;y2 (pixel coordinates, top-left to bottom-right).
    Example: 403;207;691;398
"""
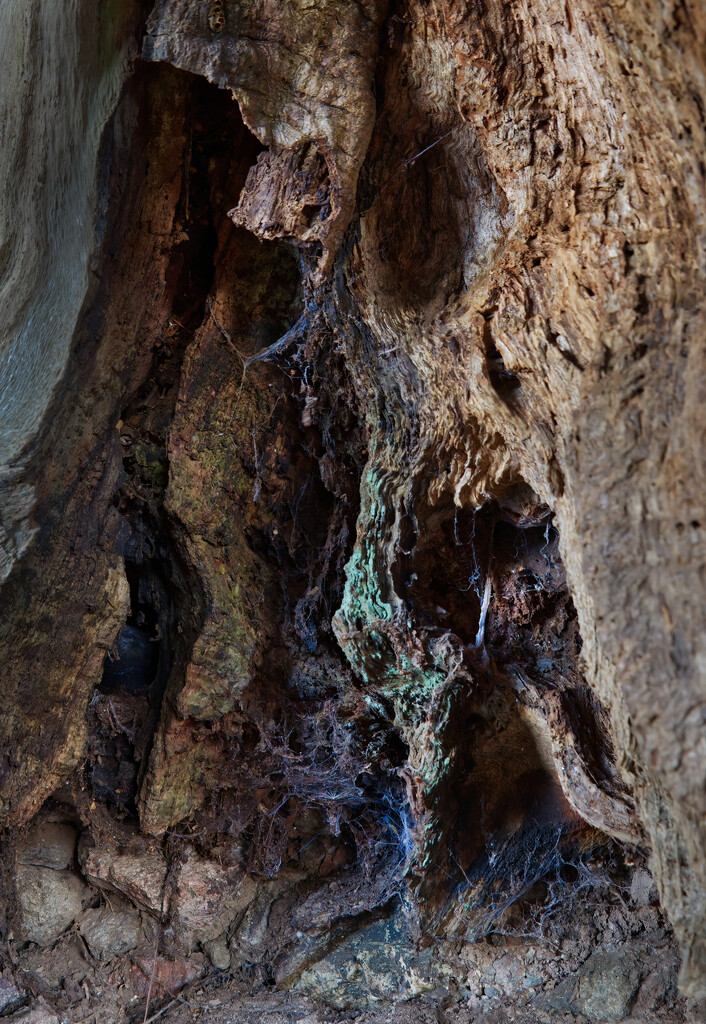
394;481;555;651
394;480;611;935
88;66;268;820
80;63;378;878
484;325;521;401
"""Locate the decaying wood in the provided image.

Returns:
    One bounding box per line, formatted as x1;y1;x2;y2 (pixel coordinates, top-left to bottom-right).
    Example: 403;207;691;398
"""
0;0;705;1009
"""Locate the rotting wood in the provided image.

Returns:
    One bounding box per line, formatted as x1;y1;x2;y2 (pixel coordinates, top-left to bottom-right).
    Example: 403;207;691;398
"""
0;0;705;1011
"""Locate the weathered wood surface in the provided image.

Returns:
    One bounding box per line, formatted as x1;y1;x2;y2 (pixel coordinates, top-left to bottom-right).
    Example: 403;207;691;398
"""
0;0;140;581
0;0;705;1000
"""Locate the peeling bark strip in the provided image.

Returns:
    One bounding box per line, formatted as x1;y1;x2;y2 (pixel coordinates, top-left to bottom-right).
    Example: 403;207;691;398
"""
0;0;705;1011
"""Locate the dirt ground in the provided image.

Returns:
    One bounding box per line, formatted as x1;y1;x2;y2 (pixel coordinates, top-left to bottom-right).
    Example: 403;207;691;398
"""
3;843;705;1024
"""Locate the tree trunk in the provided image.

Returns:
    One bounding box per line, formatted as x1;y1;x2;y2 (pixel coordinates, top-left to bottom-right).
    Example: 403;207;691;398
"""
1;0;705;1018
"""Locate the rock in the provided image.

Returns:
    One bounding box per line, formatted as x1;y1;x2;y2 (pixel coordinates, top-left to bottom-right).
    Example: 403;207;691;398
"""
18;1000;61;1023
540;976;577;1015
574;948;644;1023
232;878;293;955
15;864;88;946
686;996;706;1022
0;976;26;1014
291;912;443;1011
492;953;525;994
130;955;203;997
633;961;679;1013
79;906;142;959
170;848;257;948
17;822;78;870
523;974;544;988
81;845;167;913
203;933;231;970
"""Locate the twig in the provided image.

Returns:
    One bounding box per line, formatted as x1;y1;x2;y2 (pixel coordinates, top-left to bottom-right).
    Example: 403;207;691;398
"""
142;970;220;1024
74;923;96;961
107;699;136;743
142;872;169;1024
142;998;179;1024
166;827;206;839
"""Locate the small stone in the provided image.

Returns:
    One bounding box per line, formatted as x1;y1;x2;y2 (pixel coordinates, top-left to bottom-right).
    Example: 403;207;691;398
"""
82;846;167;913
203;933;230;970
540;976;577;1014
574;948;643;1022
18;823;78;870
79;907;141;958
686;996;706;1022
16;865;88;946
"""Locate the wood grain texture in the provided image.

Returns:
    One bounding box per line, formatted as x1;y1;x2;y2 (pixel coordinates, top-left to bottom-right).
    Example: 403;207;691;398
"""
0;0;705;1001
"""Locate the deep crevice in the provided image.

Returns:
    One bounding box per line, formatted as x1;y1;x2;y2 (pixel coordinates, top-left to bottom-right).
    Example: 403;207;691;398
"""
86;67;266;824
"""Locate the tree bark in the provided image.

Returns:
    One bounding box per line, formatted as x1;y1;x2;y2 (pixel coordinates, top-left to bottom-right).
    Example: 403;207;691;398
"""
1;0;705;1013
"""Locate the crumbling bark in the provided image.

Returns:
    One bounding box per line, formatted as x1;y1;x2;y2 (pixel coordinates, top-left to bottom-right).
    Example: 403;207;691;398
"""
1;0;705;1015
